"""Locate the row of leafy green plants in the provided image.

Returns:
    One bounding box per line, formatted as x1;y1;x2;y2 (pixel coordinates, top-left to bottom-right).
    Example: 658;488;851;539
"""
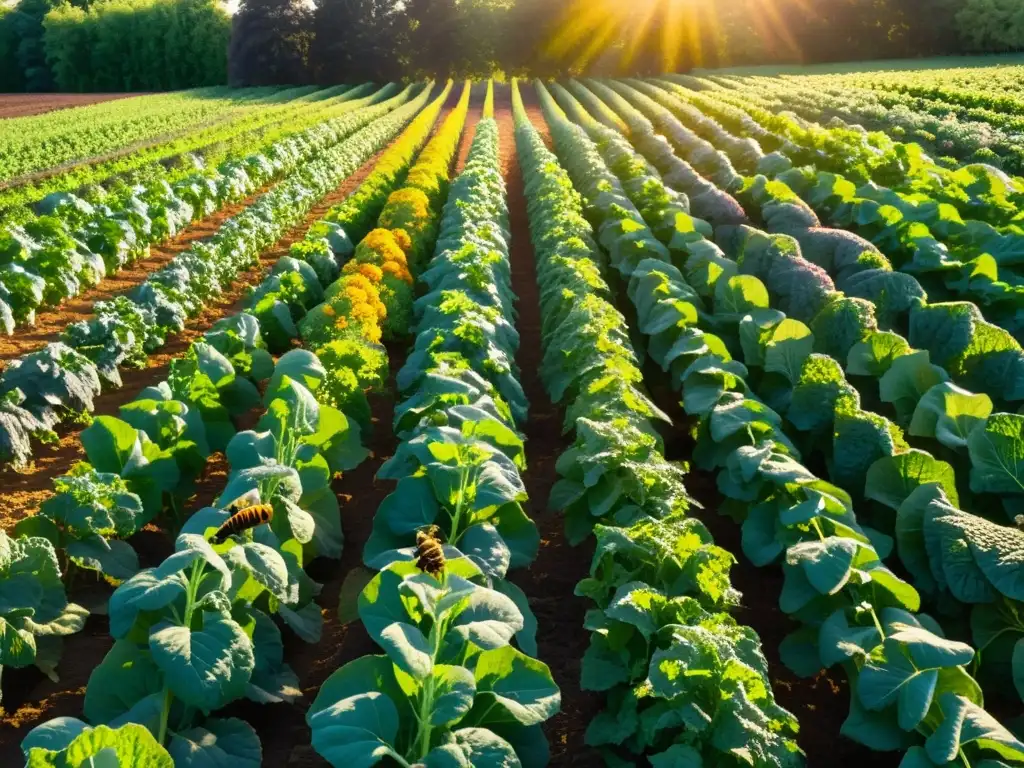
703;74;1024;174
0;82;402;337
543;78;1024;765
0;84;442;713
0;85;424;473
606;78;1024;403
0;84;368;214
10;82;464;767
515;79;806;766
304;81;565;767
0;88;268;188
640;77;1024;348
597;79;1024;521
586;69;1024;694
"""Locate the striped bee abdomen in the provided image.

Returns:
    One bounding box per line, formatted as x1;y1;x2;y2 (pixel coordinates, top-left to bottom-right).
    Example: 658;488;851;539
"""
415;527;445;577
212;504;274;544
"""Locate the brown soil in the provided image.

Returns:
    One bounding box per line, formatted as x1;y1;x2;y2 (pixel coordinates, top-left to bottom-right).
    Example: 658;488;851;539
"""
0;138;394;759
0;94;140;120
498;91;603;766
0;141;393;531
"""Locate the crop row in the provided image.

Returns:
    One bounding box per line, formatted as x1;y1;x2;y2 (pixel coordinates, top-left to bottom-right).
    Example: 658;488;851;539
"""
0;84;374;215
510;79;806;766
9;81;467;766
305;82;565;767
706;74;1024;172
631;78;1024;373
0;84;444;719
0;85;429;473
0;87;276;185
546;77;1024;765
0;84;404;339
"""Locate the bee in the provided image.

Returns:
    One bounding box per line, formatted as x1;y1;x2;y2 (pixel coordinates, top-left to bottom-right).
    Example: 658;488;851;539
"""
415;525;446;577
211;490;274;544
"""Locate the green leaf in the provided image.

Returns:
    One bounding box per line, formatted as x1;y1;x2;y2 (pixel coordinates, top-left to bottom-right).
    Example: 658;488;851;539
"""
84;641;163;725
847;332;912;378
422;727;520;767
307;656;406;768
467;645;560;727
865;450;959;511
167;718;261;768
879;351;949;425
909;383;992;449
764;318;815;384
25;723;173;767
149;607;254;711
925;693;1024;764
968;413;1024;498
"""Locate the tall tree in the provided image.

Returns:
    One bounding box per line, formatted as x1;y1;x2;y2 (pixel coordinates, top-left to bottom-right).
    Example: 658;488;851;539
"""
229;0;312;86
311;0;402;84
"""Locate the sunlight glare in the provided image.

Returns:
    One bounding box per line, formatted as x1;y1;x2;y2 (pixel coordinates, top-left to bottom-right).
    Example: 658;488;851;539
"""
543;0;806;74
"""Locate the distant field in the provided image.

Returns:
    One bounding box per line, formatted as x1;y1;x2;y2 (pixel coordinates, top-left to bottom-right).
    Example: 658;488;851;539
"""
0;93;139;119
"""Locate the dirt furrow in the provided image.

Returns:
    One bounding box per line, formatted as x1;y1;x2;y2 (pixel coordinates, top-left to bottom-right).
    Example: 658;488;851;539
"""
0;138;397;760
498;91;602;765
0;142;392;530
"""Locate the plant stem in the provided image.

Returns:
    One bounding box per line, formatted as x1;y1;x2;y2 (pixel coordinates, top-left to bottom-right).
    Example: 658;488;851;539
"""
156;559;204;746
156;685;173;745
410;584;447;760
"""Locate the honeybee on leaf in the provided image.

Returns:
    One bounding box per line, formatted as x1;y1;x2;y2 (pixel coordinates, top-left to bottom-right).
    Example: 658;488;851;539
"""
210;490;274;544
415;525;446;577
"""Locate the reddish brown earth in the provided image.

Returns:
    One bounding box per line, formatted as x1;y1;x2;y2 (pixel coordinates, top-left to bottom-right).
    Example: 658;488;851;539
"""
500;91;603;766
0;94;140;120
0;137;392;534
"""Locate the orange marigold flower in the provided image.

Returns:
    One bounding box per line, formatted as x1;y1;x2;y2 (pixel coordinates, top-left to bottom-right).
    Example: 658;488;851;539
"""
322;305;336;318
343;261;384;283
391;228;412;253
335;316;349;330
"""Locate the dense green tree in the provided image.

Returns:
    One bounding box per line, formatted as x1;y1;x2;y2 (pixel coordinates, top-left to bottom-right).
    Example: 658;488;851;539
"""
43;0;229;91
310;0;402;84
229;0;311;85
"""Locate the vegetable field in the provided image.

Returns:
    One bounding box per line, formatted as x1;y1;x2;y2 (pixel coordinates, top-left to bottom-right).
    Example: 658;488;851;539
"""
2;61;1024;768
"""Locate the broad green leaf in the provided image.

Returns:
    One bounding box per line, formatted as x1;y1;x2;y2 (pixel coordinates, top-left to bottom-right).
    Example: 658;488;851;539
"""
149;608;254;711
466;646;560;727
909;383;992;449
865;450;959;511
168;718;261;768
967;413;1024;497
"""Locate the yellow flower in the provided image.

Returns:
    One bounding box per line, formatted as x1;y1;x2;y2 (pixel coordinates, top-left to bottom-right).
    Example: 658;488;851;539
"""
322;305;336;318
335;316;349;330
343;261;384;283
391;228;412;254
344;286;369;305
382;260;413;284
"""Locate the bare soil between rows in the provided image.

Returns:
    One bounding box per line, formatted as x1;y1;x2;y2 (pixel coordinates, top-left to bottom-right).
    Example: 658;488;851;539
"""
0;94;142;120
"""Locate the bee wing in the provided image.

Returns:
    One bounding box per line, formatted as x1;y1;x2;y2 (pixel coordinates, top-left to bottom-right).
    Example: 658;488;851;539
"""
220;488;262;514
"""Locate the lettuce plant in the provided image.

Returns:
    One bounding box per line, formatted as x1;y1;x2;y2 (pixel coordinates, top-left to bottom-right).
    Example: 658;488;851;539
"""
308;557;559;766
0;530;88;691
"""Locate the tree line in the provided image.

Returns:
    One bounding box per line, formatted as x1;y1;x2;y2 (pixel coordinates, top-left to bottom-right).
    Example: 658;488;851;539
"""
0;0;1022;93
0;0;228;92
